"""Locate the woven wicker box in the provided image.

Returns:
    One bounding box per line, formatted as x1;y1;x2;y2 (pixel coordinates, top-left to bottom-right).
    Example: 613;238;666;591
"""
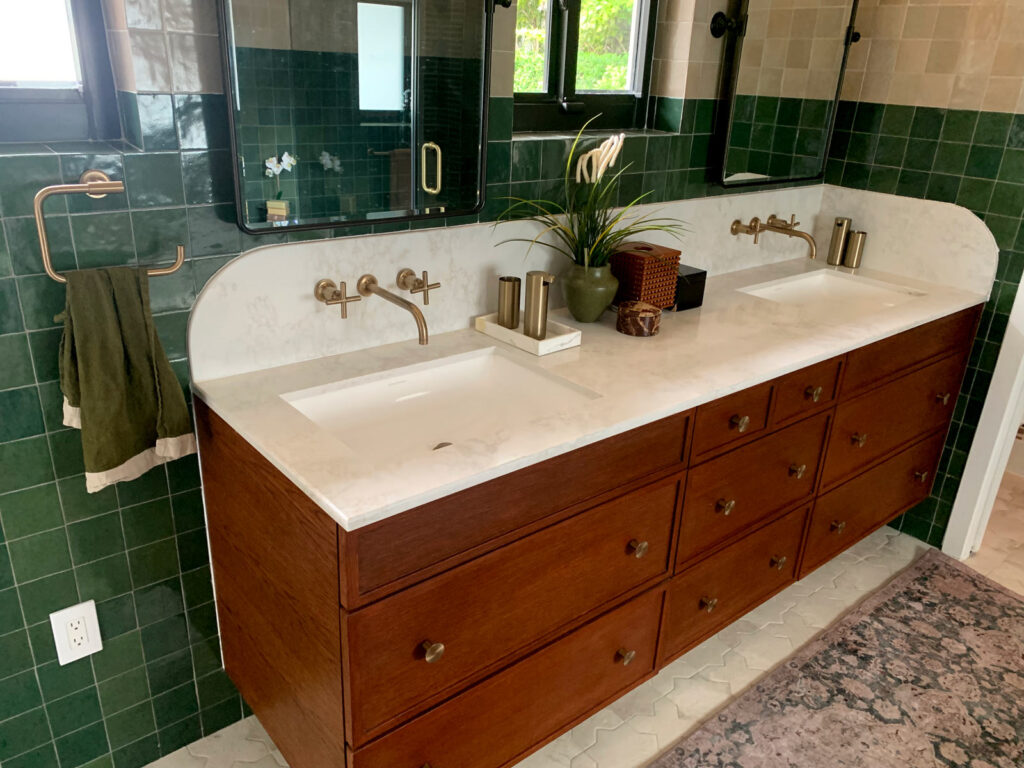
610;242;682;309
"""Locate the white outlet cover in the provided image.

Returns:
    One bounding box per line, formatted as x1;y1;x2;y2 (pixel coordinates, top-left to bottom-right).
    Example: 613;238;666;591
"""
50;600;103;665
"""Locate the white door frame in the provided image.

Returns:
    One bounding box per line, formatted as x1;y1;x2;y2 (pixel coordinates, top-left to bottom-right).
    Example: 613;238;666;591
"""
943;291;1024;559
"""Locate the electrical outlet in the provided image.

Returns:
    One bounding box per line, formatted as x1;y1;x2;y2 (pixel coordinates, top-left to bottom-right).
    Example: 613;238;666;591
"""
50;600;103;665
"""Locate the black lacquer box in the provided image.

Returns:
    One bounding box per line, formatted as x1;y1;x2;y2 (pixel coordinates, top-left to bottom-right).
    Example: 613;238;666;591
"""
669;264;706;311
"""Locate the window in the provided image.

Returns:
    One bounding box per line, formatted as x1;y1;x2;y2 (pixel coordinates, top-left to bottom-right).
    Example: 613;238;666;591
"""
0;0;119;142
357;3;406;112
513;0;655;132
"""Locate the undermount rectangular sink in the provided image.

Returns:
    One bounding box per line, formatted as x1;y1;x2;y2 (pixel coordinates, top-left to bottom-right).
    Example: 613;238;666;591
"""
738;270;926;311
282;348;599;463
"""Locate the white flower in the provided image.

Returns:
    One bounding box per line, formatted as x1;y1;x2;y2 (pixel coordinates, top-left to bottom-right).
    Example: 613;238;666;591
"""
574;133;625;184
332;157;343;173
265;156;282;175
264;168;273;178
320;151;333;170
280;151;297;171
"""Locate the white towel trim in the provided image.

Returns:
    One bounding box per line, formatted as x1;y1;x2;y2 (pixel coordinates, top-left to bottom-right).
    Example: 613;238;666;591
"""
84;433;197;493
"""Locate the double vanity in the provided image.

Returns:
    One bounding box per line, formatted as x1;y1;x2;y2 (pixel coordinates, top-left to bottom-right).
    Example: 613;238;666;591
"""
192;254;985;768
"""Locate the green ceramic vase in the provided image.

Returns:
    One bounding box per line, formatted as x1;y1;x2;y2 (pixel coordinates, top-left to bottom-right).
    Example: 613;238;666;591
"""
561;264;619;322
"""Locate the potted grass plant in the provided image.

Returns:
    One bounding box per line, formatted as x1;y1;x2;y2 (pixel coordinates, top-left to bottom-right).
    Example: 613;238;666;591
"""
497;126;685;322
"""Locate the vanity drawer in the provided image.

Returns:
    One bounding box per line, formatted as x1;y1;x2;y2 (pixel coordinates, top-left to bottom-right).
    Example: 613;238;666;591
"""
821;352;965;489
677;412;829;566
691;381;774;460
351;588;661;768
771;356;843;426
842;305;980;397
661;506;806;661
345;476;680;742
803;432;945;576
350;412;689;601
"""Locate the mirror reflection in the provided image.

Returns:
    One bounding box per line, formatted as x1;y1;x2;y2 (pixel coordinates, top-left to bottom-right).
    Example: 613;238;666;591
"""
721;0;858;185
224;0;488;231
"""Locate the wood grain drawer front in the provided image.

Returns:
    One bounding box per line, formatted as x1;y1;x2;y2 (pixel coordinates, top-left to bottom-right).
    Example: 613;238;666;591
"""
772;357;843;426
351;589;662;768
692;382;774;459
821;352;965;489
842;305;980;397
352;412;689;601
345;478;680;742
662;507;805;660
803;432;945;576
677;412;829;566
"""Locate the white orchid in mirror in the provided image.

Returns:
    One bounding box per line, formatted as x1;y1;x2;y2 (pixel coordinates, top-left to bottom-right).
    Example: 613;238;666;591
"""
575;133;625;184
319;151;343;173
265;151;297;177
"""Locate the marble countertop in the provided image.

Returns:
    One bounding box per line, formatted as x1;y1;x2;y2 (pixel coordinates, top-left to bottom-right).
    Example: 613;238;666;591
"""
193;258;987;532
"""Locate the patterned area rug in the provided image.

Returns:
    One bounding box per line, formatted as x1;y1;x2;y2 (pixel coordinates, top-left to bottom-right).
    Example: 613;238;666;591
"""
650;549;1024;767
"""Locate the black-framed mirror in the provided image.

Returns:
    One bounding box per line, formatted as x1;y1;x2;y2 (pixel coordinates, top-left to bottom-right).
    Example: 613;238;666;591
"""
219;0;492;233
717;0;859;186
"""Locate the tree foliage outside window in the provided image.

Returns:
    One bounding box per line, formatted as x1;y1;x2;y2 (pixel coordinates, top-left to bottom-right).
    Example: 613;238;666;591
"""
514;0;637;94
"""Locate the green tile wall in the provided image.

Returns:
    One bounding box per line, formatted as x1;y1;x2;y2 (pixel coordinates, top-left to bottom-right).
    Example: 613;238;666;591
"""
827;101;1024;547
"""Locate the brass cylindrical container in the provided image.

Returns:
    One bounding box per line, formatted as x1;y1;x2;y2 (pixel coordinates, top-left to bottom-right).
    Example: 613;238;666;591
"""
827;217;851;266
844;231;866;269
523;270;556;340
497;276;521;329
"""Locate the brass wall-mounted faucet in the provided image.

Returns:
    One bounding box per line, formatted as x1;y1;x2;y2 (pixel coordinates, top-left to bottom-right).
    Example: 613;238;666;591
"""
731;213;817;260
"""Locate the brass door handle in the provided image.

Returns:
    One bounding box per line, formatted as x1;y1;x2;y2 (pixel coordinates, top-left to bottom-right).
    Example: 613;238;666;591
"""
769;555;788;571
699;596;719;613
615;648;637;666
627;539;649;558
914;470;930;483
789;463;807;479
830;520;847;534
730;414;751;432
805;385;824;403
421;640;445;663
935;392;951;405
850;432;868;447
715;498;736;516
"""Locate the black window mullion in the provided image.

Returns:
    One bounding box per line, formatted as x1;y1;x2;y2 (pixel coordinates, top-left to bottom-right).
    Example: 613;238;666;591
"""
558;0;581;106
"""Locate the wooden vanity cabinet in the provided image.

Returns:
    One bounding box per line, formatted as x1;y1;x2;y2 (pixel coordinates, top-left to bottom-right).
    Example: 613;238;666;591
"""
196;305;981;768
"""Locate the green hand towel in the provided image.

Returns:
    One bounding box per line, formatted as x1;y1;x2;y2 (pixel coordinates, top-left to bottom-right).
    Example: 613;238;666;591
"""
58;267;196;493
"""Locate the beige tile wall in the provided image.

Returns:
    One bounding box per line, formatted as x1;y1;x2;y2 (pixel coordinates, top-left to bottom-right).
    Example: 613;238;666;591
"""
844;0;1024;112
652;0;729;99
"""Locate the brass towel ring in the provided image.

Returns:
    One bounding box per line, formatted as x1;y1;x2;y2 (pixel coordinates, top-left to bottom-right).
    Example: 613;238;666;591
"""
33;169;186;284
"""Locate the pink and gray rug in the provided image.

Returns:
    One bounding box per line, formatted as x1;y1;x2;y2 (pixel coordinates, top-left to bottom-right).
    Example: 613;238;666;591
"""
651;549;1024;767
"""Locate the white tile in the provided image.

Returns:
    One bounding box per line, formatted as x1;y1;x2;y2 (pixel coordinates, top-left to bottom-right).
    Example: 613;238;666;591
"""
148;747;207;768
703;650;761;694
665;670;734;718
732;631;795;671
582;720;660;768
567;709;625;752
187;719;269;768
626;697;696;749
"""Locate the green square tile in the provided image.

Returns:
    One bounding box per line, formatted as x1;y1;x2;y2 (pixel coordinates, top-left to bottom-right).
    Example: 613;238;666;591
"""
141;614;189;662
0;586;24;635
489;97;513;142
999;149;1024;182
4;744;59;768
841;162;870;189
17;274;66;330
176;529;209;573
0;708;52;761
106;699;156;748
941;110;979;143
56;721;110;768
153;312;189;361
1;483;63;539
47;687;103;737
974;112;1012;146
966;145;1005;179
110;732;158;768
27;328;61;383
190;637;221;677
0;155;63;217
0;278;24;333
153;683;198;729
0;669;42;720
68;512;125;566
852;102;883;133
146;649;193;696
0;334;34;389
909;107;945;140
135;578;184;627
120;499;174;550
181;151;234;205
48;431;83;478
933;142;969;175
70;212;136;270
957;178;995;212
180;566;212;609
903;139;937;172
124;154;184;208
98;667;150;717
95;594;136;639
169;490;204;533
18;569;77;624
989;183;1024;218
186;603;217;643
57;476;118;523
136;94;178;151
92;631;144;681
80;755;112;768
0;628;34;678
200;697;241;735
9;529;72;583
38;381;65;433
1009;114;1024;149
485;142;511;186
27;621;57;664
75;554;132;603
0;386;46;442
130;209;188;269
845;132;877;164
6;215;76;276
174;94;229;150
36;656;94;701
896;170;930;199
196;669;235;709
0;436;53;494
880;104;914;137
873;135;906;167
58;154;126;214
0;544;13;589
116;469;170;509
158;715;200;755
926;174;960;204
186;204;242;258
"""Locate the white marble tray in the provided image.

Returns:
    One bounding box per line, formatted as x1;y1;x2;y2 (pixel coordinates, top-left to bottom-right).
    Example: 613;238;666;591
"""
474;313;582;356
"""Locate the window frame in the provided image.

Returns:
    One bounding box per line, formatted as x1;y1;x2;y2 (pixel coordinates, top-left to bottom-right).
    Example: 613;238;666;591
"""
512;0;659;133
0;0;119;142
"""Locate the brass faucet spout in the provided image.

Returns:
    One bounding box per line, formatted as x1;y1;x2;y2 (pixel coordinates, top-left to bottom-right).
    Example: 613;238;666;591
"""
357;274;429;344
731;213;817;260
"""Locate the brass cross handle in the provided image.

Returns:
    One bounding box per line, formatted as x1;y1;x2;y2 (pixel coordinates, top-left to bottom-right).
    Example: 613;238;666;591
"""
314;279;361;319
715;498;736;516
615;648;637;666
831;520;847;534
627;539;649;558
730;414;751;432
850;432;868;447
935;392;951;405
699;596;719;613
805;385;824;402
789;463;807;479
768;213;800;229
769;554;788;571
397;267;441;305
914;470;930;483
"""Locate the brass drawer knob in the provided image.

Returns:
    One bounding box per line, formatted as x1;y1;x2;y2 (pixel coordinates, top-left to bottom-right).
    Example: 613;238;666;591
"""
850;432;868;448
830;520;847;534
769;555;788;571
699;596;719;613
715;498;736;516
805;385;824;403
935;392;951;406
914;470;930;483
421;641;445;663
627;539;649;558
616;648;637;666
729;414;751;433
788;463;807;479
